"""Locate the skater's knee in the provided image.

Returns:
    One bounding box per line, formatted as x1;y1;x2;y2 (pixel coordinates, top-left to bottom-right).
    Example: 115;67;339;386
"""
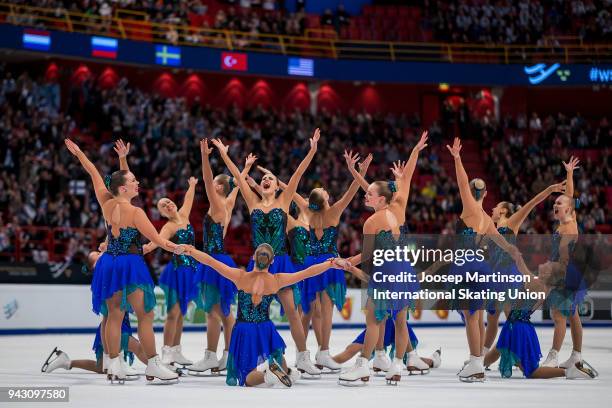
166;306;181;321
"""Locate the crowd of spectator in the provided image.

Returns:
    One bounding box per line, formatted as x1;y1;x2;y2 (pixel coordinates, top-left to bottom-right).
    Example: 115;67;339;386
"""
0;64;609;285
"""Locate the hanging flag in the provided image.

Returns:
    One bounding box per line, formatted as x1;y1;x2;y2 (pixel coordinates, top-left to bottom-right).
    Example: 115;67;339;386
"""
288;58;314;76
221;52;248;71
155;45;181;66
22;29;51;51
91;36;118;59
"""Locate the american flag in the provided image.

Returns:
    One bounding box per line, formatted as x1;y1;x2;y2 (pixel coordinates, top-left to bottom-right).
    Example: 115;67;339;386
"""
288;58;314;77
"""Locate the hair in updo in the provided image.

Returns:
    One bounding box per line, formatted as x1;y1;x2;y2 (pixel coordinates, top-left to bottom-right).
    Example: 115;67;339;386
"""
108;170;129;196
372;181;393;204
469;178;487;201
499;201;518;217
214;174;232;196
308;189;326;212
254;243;274;270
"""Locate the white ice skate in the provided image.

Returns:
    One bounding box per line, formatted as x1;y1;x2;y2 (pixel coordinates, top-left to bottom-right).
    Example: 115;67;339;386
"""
120;358;140;381
145;355;179;384
161;345;174;365
102;353;110;374
286;367;301;384
187;350;220;376
263;361;292;387
372;349;392;375
566;362;597;379
458;356;485;383
315;348;341;373
385;358;404;385
107;356;126;384
338;356;370;386
559;350;582;369
217;350;229;372
430;348;442;369
41;348;70;373
541;349;559;368
296;350;321;378
406;351;430;375
171;345;192;367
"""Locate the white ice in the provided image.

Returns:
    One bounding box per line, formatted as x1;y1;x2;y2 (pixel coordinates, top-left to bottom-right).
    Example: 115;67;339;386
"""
1;327;611;407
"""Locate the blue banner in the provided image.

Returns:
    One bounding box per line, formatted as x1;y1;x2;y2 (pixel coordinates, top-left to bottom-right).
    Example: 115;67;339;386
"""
1;24;610;86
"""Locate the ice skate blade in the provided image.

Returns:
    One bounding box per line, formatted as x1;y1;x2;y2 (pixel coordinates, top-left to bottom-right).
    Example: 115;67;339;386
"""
315;365;341;374
187;368;221;377
407;367;430;375
459;373;485;383
373;371;387;377
385;375;401;386
41;347;60;373
582;361;599;378
145;375;179;385
124;375;140;381
172;362;193;369
296;369;322;380
269;362;292;387
107;375;126;385
338;377;369;387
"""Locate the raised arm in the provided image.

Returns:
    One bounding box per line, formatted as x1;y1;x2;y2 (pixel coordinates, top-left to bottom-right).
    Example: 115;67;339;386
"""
133;208;178;253
185;246;244;283
178;177;198;219
446;137;477;210
257;165;309;212
330;154;372;215
562;156;580;199
395;131;428;202
226;153;258;211
65;139;112;206
113;139;131;172
507;181;566;232
279;128;320;208
200;139;225;212
345;150;370;191
211;138;260;210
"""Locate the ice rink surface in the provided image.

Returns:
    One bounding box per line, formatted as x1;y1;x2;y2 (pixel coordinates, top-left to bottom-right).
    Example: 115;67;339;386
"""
1;326;610;408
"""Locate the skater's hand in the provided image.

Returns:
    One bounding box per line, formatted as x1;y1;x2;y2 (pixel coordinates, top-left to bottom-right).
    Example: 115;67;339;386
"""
390;160;407;180
64;139;83;157
256;165;273;175
188;177;198;187
562;156;580;173
446;137;462;159
98;241;108;253
200;139;213;156
245;153;258;168
344;150;360;171
173;244;186;256
547;180;566;194
414;130;428;152
182;244;196;255
309;128;320;150
358;154;373;175
211;138;229;155
113;139;130;158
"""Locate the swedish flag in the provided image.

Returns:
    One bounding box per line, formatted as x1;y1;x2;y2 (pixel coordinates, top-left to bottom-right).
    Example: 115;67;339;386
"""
155;45;181;66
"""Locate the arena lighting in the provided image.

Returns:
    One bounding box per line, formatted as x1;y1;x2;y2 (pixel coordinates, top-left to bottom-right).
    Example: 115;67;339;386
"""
439;83;450;91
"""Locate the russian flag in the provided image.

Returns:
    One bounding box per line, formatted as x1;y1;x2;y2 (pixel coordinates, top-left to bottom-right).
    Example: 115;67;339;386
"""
91;36;118;59
22;29;51;51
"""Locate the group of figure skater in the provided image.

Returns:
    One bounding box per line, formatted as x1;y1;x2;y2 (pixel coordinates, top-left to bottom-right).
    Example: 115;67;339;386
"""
40;129;597;387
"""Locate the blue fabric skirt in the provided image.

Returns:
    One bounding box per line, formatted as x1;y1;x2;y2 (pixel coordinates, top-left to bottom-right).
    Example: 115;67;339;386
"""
300;254;346;315
247;255;300;313
193;254;238;317
91;253;156;316
159;262;198;316
352;319;419;351
448;258;493;315
226;320;286;386
368;260;418;322
92;314;134;365
496;319;542;378
487;262;523;315
546;262;587;318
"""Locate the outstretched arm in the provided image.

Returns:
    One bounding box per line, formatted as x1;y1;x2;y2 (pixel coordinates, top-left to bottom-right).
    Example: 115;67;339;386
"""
142;223;174;255
178;177;198;219
113;139;131;172
133;208;178;253
345;150;370;191
257;165;309;212
562;156;580;199
276;258;357;287
65;139;112;206
211;138;260;210
330;154;372;215
185;246;244;283
201;138;225;212
394;131;428;203
227;153;258;211
279;128;320;208
508;181;566;232
446;137;477;210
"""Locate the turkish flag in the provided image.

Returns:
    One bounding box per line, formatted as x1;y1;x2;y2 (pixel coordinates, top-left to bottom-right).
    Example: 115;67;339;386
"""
221;52;248;71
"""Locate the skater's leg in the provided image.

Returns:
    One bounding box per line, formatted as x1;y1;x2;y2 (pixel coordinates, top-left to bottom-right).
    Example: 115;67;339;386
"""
300;306;312;342
463;310;482;357
278;288;307;352
100;316;109;355
484;309;501;350
333;344;361;364
569;309;583;353
319;292;333;351
163;303;180;347
128;337;148;364
376;317;386;350
70;359;103;373
173;314;184;346
212;303;235;351
393;308;408;359
478;310;486;354
484;346;500;367
127;289;156;358
246;369;265;386
361;301;382;358
105;291;125;358
312;299;323;346
551;308;567;352
206;311;222;352
528;366;565;379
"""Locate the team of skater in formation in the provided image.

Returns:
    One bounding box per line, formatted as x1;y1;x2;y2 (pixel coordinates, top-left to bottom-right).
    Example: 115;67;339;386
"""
40;129;598;387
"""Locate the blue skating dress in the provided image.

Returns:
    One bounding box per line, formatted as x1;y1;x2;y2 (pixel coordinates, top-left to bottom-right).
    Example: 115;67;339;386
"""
352;318;419;354
159;224;199;315
92;314;134;365
226;290;286;386
288;225;311;306
487;226;523;314
91;225;156;316
194;214;238;317
301;226;347;315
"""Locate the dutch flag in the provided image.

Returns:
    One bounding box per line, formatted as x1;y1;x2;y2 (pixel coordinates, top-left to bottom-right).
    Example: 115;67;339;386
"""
22;29;51;51
91;36;118;59
288;58;314;77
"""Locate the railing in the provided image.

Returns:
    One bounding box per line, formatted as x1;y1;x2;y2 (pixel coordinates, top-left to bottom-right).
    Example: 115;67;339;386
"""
1;3;611;64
